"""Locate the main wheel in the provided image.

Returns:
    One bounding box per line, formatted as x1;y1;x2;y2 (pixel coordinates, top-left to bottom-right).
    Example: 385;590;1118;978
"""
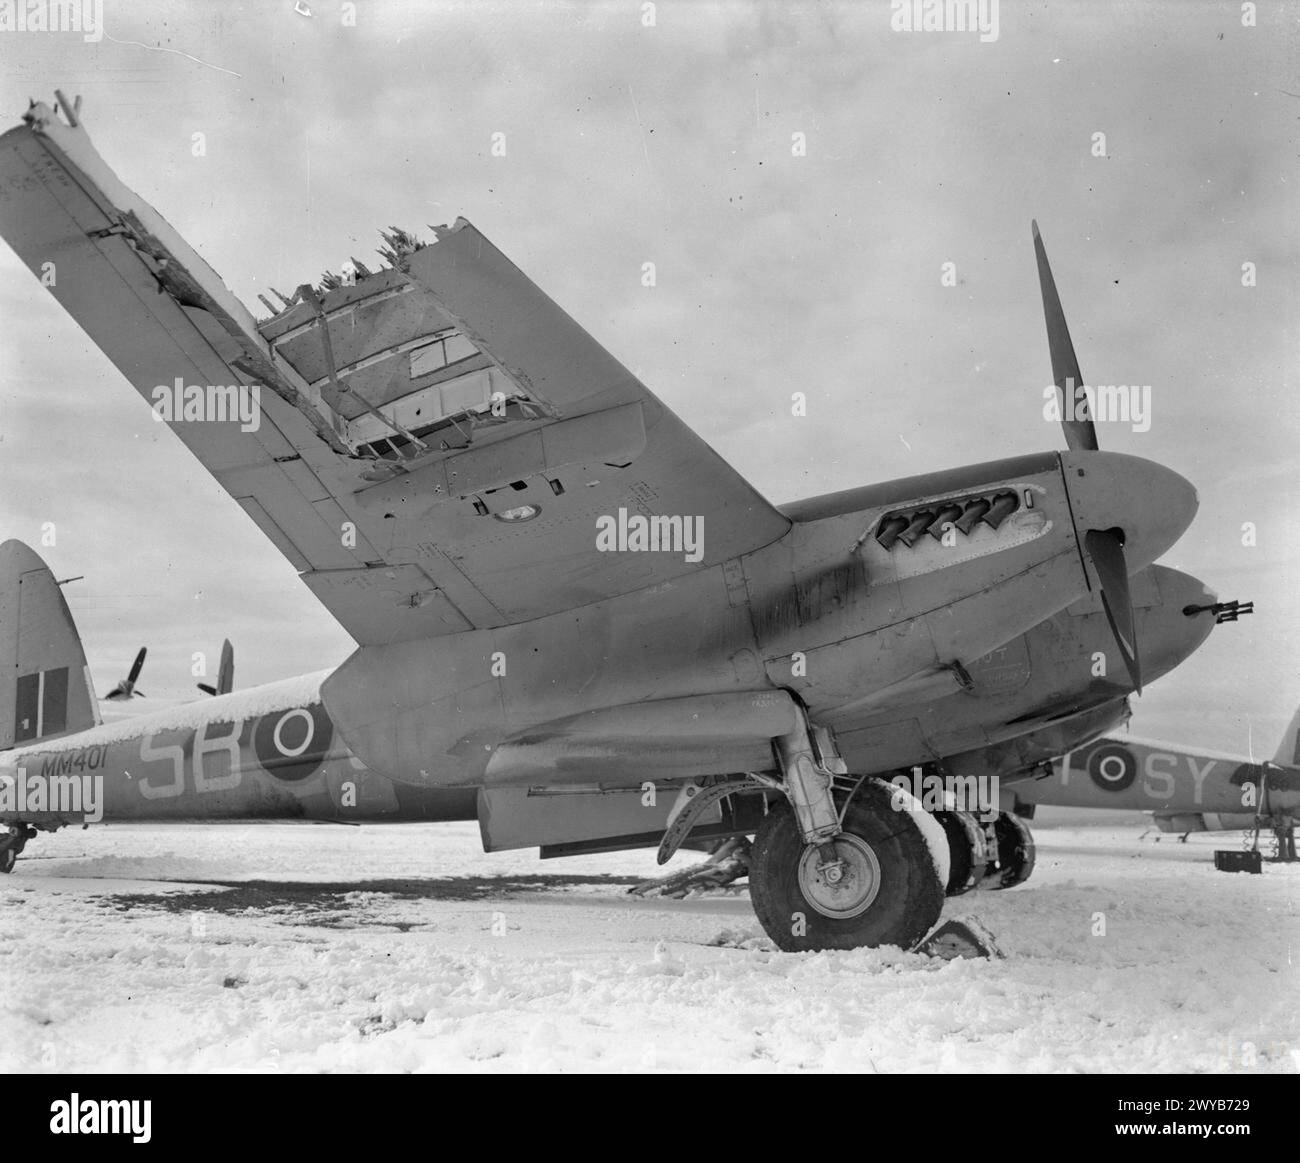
985;810;1035;888
0;847;15;874
933;809;986;895
749;778;947;952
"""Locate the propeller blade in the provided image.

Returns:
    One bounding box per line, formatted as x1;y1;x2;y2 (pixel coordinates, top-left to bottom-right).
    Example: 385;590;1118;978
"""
127;647;147;684
217;638;234;695
1032;220;1098;453
1084;528;1141;694
197;683;217;696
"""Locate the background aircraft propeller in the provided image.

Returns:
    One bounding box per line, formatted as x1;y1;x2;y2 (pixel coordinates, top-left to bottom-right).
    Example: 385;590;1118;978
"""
1033;221;1141;693
104;646;146;700
197;639;235;696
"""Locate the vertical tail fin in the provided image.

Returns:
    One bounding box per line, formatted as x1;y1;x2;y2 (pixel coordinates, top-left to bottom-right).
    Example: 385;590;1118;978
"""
1272;704;1300;767
0;540;99;749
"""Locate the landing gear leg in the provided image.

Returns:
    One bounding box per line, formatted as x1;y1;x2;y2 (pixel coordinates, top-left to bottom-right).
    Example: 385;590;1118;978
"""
0;824;36;874
748;719;946;952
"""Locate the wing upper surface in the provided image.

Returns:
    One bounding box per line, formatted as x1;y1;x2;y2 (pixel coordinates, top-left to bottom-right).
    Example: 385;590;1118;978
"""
0;102;790;642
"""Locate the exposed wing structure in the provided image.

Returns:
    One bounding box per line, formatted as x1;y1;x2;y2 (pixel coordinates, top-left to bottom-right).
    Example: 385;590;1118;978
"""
0;100;789;643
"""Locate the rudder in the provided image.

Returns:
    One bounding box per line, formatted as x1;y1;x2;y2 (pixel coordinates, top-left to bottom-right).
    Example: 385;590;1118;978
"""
0;540;99;749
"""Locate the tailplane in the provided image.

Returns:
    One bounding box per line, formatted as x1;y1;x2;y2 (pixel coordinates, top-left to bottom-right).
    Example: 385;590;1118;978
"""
0;540;100;749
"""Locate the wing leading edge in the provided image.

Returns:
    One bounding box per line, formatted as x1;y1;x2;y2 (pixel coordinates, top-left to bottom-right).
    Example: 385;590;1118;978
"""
0;100;789;642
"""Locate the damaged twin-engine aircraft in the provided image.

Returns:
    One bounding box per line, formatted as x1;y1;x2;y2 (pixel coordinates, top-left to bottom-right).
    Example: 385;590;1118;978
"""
0;95;1225;952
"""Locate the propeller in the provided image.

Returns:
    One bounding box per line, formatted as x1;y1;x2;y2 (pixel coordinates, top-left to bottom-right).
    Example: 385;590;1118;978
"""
1083;528;1140;692
104;647;147;700
1032;220;1097;453
197;639;235;696
1033;221;1141;694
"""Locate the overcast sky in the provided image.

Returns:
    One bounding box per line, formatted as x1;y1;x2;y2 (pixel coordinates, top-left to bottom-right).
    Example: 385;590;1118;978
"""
0;0;1295;754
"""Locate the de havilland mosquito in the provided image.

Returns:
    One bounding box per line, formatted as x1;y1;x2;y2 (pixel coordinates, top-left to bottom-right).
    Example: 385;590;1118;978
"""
1009;697;1297;861
0;95;1238;951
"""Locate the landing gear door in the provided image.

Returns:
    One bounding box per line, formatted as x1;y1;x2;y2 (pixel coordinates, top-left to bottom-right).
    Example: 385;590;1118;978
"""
477;784;722;853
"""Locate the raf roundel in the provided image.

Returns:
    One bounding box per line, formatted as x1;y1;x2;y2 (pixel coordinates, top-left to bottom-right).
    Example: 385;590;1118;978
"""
253;704;334;782
1087;742;1138;793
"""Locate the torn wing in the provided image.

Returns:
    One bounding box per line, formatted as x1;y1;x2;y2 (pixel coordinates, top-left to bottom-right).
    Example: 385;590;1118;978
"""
0;100;790;642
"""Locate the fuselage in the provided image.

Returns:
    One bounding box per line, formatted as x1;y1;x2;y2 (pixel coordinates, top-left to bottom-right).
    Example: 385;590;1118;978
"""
1013;733;1300;818
0;450;1205;830
1;671;476;826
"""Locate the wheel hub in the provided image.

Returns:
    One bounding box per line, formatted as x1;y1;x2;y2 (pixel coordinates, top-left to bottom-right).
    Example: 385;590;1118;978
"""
797;833;881;919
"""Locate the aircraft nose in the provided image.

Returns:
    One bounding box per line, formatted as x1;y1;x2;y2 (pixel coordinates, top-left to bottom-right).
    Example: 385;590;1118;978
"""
1059;451;1198;572
1138;565;1218;687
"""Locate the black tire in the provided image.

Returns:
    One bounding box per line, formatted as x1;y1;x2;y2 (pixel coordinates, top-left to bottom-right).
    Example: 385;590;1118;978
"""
988;810;1035;888
933;809;985;895
0;847;15;874
749;778;946;952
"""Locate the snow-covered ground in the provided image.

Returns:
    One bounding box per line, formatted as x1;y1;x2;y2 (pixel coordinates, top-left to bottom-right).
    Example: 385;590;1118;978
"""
0;812;1295;1073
